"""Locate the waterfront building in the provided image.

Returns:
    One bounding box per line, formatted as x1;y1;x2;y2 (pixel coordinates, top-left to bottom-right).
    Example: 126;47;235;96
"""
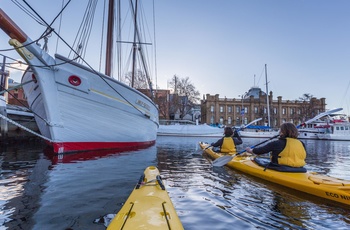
200;87;326;129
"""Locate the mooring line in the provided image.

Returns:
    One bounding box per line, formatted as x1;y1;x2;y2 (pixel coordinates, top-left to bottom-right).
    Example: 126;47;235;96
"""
0;113;52;142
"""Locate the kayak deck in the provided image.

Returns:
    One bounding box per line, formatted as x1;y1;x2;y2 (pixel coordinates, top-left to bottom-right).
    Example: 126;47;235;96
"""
107;166;184;230
199;142;350;206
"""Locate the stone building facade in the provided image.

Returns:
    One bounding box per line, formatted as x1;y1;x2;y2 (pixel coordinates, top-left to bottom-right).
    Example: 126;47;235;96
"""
201;87;326;128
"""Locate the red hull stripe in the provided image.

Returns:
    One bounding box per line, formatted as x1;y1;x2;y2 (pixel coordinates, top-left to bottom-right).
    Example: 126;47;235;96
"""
48;141;156;153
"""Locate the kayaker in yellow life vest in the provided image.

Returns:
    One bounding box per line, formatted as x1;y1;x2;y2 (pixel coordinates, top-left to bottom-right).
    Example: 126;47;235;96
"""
245;122;306;167
211;127;243;154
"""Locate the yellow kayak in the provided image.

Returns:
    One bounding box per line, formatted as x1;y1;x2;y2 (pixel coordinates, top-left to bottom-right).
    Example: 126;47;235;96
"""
199;142;350;206
107;166;184;230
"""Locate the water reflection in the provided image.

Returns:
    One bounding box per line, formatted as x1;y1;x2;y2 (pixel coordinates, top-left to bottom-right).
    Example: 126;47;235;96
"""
0;137;349;229
0;141;47;229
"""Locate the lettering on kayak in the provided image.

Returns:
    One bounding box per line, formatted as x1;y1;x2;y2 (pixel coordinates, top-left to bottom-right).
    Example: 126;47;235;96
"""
325;192;350;201
340;194;350;200
325;192;339;198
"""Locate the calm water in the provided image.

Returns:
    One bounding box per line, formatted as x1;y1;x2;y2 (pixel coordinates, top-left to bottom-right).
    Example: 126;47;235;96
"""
1;137;350;230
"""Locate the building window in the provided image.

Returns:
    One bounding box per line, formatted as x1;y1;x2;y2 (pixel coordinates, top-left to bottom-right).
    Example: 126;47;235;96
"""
236;106;240;113
282;108;286;115
220;106;224;113
254;107;258;114
264;107;267;114
244;107;248;113
244;117;248;125
210;105;214;112
297;109;301;115
220;117;224;124
228;116;232;124
273;108;277;114
290;108;294;115
228;106;232;113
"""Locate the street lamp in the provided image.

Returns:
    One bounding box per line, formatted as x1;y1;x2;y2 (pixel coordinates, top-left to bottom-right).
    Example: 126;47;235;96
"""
238;92;247;126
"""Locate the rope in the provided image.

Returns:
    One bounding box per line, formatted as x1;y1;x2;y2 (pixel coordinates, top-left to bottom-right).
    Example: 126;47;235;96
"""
0;113;52;142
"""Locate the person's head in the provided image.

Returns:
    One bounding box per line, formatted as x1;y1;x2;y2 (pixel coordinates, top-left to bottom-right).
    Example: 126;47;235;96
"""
224;127;234;137
279;122;298;138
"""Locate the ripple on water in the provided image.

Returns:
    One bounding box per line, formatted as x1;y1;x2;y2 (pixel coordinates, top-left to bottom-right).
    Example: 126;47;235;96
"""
1;137;350;229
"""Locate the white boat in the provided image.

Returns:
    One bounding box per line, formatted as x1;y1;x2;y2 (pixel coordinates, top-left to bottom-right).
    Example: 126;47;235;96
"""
238;127;279;138
157;120;224;137
297;120;330;139
316;122;350;141
0;2;159;153
298;108;346;140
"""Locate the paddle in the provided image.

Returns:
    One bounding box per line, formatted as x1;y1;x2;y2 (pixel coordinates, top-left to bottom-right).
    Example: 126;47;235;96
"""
238;118;263;130
212;134;280;167
192;144;212;156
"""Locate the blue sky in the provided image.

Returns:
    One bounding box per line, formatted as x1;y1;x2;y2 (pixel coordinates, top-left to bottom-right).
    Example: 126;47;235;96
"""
1;0;350;114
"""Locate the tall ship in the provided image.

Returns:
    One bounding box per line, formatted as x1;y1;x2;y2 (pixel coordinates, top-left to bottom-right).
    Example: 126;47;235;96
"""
0;1;159;153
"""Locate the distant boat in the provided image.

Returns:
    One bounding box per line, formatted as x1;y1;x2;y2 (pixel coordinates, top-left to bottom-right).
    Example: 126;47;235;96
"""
238;125;279;138
157;120;224;137
0;1;159;153
298;108;345;140
297;121;329;139
316;121;350;141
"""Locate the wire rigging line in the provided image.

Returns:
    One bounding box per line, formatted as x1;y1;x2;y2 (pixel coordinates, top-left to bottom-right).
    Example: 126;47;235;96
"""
69;0;98;61
152;0;158;91
10;0;46;26
6;0;152;119
55;0;65;54
98;0;107;72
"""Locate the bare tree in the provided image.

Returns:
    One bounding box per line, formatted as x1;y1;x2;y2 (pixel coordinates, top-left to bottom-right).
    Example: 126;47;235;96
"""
298;93;317;120
299;93;314;101
124;69;149;89
155;94;169;119
168;75;200;118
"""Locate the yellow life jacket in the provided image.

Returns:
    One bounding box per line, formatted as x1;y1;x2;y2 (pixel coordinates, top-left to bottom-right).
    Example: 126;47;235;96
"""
278;138;306;167
221;137;236;154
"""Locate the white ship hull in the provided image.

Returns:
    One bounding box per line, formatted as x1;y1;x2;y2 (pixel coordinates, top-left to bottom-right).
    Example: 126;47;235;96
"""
238;130;279;138
0;8;159;153
21;54;158;153
316;123;350;141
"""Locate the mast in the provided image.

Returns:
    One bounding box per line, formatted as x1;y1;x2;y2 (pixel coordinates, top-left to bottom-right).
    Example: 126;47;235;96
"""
131;0;138;88
105;0;114;77
265;64;271;127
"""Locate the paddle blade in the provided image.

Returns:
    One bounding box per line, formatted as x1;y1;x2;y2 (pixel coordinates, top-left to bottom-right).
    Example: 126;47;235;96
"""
192;148;204;156
212;155;233;167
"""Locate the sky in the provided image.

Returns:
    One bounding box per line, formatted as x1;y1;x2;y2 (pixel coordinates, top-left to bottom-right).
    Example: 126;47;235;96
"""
1;0;350;115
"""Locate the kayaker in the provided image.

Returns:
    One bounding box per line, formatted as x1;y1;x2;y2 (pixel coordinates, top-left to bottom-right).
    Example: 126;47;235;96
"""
211;127;243;153
245;122;306;167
